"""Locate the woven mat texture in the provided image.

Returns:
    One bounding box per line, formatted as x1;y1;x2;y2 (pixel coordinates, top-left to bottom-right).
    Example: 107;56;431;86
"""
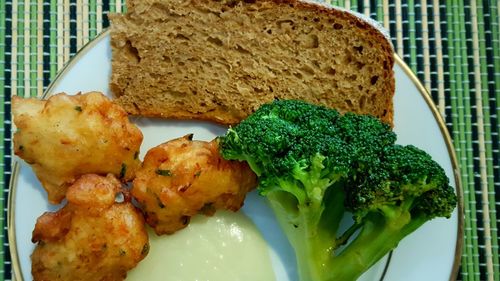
1;1;499;281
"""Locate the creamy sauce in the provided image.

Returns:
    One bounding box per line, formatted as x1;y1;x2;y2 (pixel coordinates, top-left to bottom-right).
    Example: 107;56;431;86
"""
127;211;276;281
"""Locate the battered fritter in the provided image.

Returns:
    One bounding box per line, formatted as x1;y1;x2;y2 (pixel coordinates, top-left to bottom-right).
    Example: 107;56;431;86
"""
12;92;143;204
132;135;257;235
31;174;149;281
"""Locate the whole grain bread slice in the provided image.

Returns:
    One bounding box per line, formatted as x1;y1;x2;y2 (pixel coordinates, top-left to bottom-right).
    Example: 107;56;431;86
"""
110;0;395;125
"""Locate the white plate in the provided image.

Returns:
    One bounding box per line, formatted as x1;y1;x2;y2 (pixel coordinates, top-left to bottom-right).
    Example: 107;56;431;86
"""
8;31;463;281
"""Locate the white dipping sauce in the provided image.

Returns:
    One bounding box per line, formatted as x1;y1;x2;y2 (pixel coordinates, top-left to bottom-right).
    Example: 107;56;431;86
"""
127;210;276;281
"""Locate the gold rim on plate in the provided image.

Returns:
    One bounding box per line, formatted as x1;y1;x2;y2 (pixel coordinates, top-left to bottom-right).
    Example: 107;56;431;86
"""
7;29;464;281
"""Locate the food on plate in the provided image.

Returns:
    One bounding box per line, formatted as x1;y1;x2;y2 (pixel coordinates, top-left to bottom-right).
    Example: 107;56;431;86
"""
126;211;277;281
109;0;395;125
132;135;257;235
12;92;143;204
31;174;149;281
219;100;457;281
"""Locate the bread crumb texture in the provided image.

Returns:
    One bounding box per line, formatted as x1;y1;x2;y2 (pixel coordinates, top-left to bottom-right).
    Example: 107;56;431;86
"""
110;0;395;125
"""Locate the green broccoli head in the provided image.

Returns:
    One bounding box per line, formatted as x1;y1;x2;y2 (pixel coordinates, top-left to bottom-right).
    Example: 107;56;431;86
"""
221;100;343;174
347;144;456;222
219;99;457;281
220;99;396;182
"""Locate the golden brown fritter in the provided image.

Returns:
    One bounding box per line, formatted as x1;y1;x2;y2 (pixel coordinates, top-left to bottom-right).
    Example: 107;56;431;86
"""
31;174;149;281
132;135;257;235
12;92;143;204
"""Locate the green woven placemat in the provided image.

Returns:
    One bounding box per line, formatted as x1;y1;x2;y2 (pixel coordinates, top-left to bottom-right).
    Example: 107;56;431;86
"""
1;1;499;280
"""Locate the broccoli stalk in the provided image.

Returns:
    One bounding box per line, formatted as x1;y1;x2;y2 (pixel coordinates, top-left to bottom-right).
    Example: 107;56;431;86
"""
262;154;345;281
219;100;457;281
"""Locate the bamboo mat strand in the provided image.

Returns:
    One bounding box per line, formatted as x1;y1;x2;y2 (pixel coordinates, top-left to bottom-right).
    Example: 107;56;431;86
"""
1;1;499;280
470;1;494;279
432;0;446;117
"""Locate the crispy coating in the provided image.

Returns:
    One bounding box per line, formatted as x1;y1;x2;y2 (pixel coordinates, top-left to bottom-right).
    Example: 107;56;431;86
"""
132;135;257;235
31;174;149;281
12;92;143;204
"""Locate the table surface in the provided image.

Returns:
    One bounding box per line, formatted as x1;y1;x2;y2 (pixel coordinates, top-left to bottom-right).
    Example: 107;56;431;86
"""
0;1;499;281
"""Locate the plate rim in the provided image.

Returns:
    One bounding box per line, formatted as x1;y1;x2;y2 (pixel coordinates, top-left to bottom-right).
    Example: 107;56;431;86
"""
7;29;464;281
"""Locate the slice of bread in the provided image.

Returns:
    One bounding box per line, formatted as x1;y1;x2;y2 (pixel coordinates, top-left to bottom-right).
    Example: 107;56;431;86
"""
109;0;395;125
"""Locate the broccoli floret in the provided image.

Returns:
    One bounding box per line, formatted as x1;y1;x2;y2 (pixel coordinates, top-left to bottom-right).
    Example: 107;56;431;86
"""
219;100;457;281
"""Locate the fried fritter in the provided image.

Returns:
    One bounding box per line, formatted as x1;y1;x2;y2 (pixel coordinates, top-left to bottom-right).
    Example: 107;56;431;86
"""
31;174;149;281
132;135;257;235
13;92;143;204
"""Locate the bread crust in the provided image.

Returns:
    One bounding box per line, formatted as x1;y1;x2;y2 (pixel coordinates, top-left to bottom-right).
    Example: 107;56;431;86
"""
110;0;395;125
